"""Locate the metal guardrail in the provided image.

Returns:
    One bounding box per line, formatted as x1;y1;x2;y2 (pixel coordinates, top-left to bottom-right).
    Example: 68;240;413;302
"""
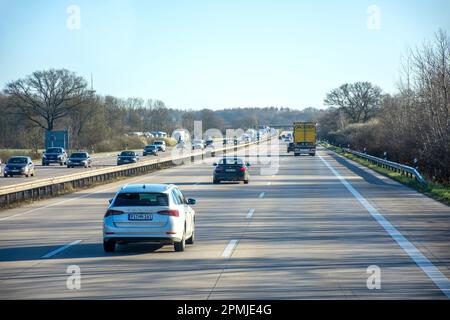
0;137;274;207
341;148;426;184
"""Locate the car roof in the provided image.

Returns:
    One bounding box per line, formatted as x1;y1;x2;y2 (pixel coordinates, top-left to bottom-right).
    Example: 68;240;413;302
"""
118;184;174;193
220;157;244;161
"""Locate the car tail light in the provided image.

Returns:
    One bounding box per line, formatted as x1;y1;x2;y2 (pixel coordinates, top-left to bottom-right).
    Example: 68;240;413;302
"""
240;166;247;172
104;209;124;218
158;209;179;217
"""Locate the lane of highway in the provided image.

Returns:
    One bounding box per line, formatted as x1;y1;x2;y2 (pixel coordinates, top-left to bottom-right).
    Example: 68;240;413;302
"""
0;140;449;299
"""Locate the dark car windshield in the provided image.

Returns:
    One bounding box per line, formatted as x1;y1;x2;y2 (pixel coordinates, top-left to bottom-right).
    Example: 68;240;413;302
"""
145;145;157;149
154;141;164;145
113;193;168;207
8;157;28;164
46;148;63;153
218;158;244;165
70;153;88;158
120;151;135;157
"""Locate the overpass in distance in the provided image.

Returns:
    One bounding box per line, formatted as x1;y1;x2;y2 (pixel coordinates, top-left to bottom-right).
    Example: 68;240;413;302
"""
0;139;449;299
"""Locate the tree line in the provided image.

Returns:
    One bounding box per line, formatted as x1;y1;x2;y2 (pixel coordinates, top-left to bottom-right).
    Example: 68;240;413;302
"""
318;30;450;183
0;73;321;152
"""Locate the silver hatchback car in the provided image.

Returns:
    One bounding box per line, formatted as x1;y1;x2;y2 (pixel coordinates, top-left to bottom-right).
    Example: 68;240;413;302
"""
103;184;196;252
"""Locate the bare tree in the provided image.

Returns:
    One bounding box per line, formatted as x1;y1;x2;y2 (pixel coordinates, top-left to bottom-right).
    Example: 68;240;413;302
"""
4;69;90;131
324;82;382;123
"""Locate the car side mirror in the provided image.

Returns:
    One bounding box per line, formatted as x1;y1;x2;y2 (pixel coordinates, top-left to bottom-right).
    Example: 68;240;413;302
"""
213;163;217;166
187;198;196;205
108;199;113;204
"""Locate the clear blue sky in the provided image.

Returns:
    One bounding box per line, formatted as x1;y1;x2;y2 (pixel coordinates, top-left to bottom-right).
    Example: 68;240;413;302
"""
0;0;449;110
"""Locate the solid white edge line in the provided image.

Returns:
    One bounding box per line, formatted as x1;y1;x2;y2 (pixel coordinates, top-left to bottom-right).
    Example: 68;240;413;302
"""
42;240;82;259
246;208;255;219
318;154;450;298
221;240;238;258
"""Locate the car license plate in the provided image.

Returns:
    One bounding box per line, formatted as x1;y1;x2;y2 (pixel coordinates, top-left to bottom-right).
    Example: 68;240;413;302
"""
128;213;153;221
300;149;309;152
226;169;236;172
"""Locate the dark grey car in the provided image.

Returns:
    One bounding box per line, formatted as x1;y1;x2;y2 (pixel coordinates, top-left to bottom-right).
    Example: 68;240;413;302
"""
117;151;139;165
42;147;67;166
213;157;250;184
67;152;92;168
143;145;159;156
4;156;35;177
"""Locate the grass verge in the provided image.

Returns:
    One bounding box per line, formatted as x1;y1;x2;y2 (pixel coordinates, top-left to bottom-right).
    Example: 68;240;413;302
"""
321;143;450;206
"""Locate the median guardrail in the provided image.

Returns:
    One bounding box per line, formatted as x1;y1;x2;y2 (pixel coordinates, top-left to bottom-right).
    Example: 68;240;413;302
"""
341;148;426;184
0;137;273;208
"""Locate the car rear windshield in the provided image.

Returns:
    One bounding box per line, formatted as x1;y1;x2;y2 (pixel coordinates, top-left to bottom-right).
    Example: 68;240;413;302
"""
46;148;63;153
154;141;163;145
218;158;244;165
145;146;156;149
70;153;88;158
8;157;28;164
120;151;135;156
113;193;168;206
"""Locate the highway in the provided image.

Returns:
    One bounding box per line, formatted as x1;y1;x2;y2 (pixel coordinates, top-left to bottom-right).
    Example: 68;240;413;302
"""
0;140;449;299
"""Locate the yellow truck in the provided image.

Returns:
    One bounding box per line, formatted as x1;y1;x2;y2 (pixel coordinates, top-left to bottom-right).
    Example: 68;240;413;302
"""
293;122;316;156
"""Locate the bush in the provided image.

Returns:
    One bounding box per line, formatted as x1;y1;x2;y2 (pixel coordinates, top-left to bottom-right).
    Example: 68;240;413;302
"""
92;135;147;153
0;149;42;162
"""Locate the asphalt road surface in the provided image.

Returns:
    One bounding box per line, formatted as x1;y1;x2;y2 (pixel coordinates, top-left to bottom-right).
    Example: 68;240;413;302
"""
0;140;449;299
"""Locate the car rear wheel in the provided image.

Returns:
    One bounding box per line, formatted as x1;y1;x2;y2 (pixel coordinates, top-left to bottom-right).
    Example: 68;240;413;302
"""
103;240;116;252
213;179;220;184
244;179;249;184
174;231;186;252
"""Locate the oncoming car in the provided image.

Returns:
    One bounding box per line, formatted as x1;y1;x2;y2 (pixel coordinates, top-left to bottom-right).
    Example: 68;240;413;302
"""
3;156;35;178
143;145;159;156
103;184;197;252
117;151;139;165
153;140;166;152
67;152;92;168
192;139;205;150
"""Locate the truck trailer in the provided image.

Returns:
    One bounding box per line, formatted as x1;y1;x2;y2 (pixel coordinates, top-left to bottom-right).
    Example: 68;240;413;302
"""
293;122;317;156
